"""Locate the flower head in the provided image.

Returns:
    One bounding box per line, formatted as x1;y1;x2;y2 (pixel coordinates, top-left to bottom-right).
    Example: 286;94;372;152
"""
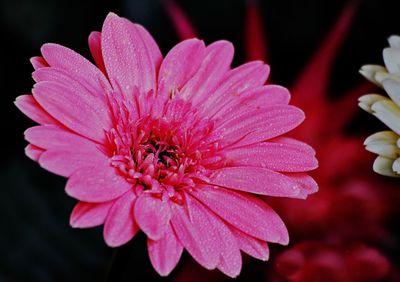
15;13;318;277
359;36;400;176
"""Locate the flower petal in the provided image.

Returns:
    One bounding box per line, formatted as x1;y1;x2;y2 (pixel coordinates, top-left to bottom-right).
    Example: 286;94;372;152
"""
191;185;288;244
202;205;242;277
371;99;400;135
158;39;205;99
32;81;110;142
134;194;171;240
224;141;317;172
183;194;242;277
32;67;113;132
373;156;400;177
201;61;269;116
216;105;305;147
66;162;132;202
24;125;99;151
389;35;400;48
382;78;400;106
358;94;389;114
180;40;234;103
231;228;269;261
101;13;161;97
212;85;291;120
25;125;108;176
134;23;163;71
25;144;44;161
148;224;183;276
283;173;319;198
170;194;221;270
70;201;113;228
15;95;59;125
40;43;111;98
383;47;400;75
88;31;106;74
104;190;139;247
30;56;49;70
359;65;387;86
209;167;304;198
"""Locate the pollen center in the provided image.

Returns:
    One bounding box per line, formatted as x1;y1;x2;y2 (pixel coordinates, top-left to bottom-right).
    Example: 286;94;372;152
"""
106;99;220;201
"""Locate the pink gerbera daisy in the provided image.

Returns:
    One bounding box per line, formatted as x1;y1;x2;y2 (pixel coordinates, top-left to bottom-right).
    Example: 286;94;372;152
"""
15;12;318;277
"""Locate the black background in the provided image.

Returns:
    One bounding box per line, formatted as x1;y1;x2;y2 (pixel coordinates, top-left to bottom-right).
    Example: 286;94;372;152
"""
1;0;400;281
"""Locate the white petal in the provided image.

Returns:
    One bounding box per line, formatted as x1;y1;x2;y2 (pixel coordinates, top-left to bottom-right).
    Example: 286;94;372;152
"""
358;94;389;113
382;78;400;106
388;35;400;48
373;156;400;177
365;143;399;159
393;158;400;173
383;47;400;74
364;131;399;146
359;65;387;86
371;99;400;135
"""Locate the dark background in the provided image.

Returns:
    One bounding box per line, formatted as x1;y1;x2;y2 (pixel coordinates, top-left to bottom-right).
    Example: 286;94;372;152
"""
1;0;400;281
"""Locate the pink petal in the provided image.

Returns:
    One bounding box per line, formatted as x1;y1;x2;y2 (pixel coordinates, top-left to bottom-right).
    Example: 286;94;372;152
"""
88;31;106;74
32;65;112;113
284;173;319;198
201;61;270;116
148;224;184;276
66;162;132;202
104;190;139;247
163;0;198;40
24;125;99;151
134;24;163;71
212;85;291;120
38;150;102;177
158;39;205;100
244;0;267;62
101;13;160;97
134;194;171;240
32;67;113;134
256;85;291;105
209;166;305;198
171;194;221;270
231;228;269;261
32;81;110;143
224;141;317;172
70;201;113;228
180;40;234;103
15;95;59;125
181;194;242;277
216;105;304;147
25;125;108;177
198;197;242;278
191;185;288;244
40;43;111;99
30;56;49;70
25;144;44;161
271;136;316;154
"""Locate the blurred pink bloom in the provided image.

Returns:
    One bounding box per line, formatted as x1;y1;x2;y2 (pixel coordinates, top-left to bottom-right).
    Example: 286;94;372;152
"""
275;242;390;282
165;0;400;281
16;12;318;277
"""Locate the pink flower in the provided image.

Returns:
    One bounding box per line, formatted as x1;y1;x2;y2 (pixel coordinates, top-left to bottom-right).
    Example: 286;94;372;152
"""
15;12;318;277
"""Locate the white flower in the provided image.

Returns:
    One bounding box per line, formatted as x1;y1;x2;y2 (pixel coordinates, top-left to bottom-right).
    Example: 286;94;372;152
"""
359;35;400;177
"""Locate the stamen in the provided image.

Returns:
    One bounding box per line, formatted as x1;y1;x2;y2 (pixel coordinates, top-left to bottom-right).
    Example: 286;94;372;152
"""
107;98;224;200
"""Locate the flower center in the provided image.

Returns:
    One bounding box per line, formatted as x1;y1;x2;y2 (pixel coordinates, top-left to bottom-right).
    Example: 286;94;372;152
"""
106;98;218;202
